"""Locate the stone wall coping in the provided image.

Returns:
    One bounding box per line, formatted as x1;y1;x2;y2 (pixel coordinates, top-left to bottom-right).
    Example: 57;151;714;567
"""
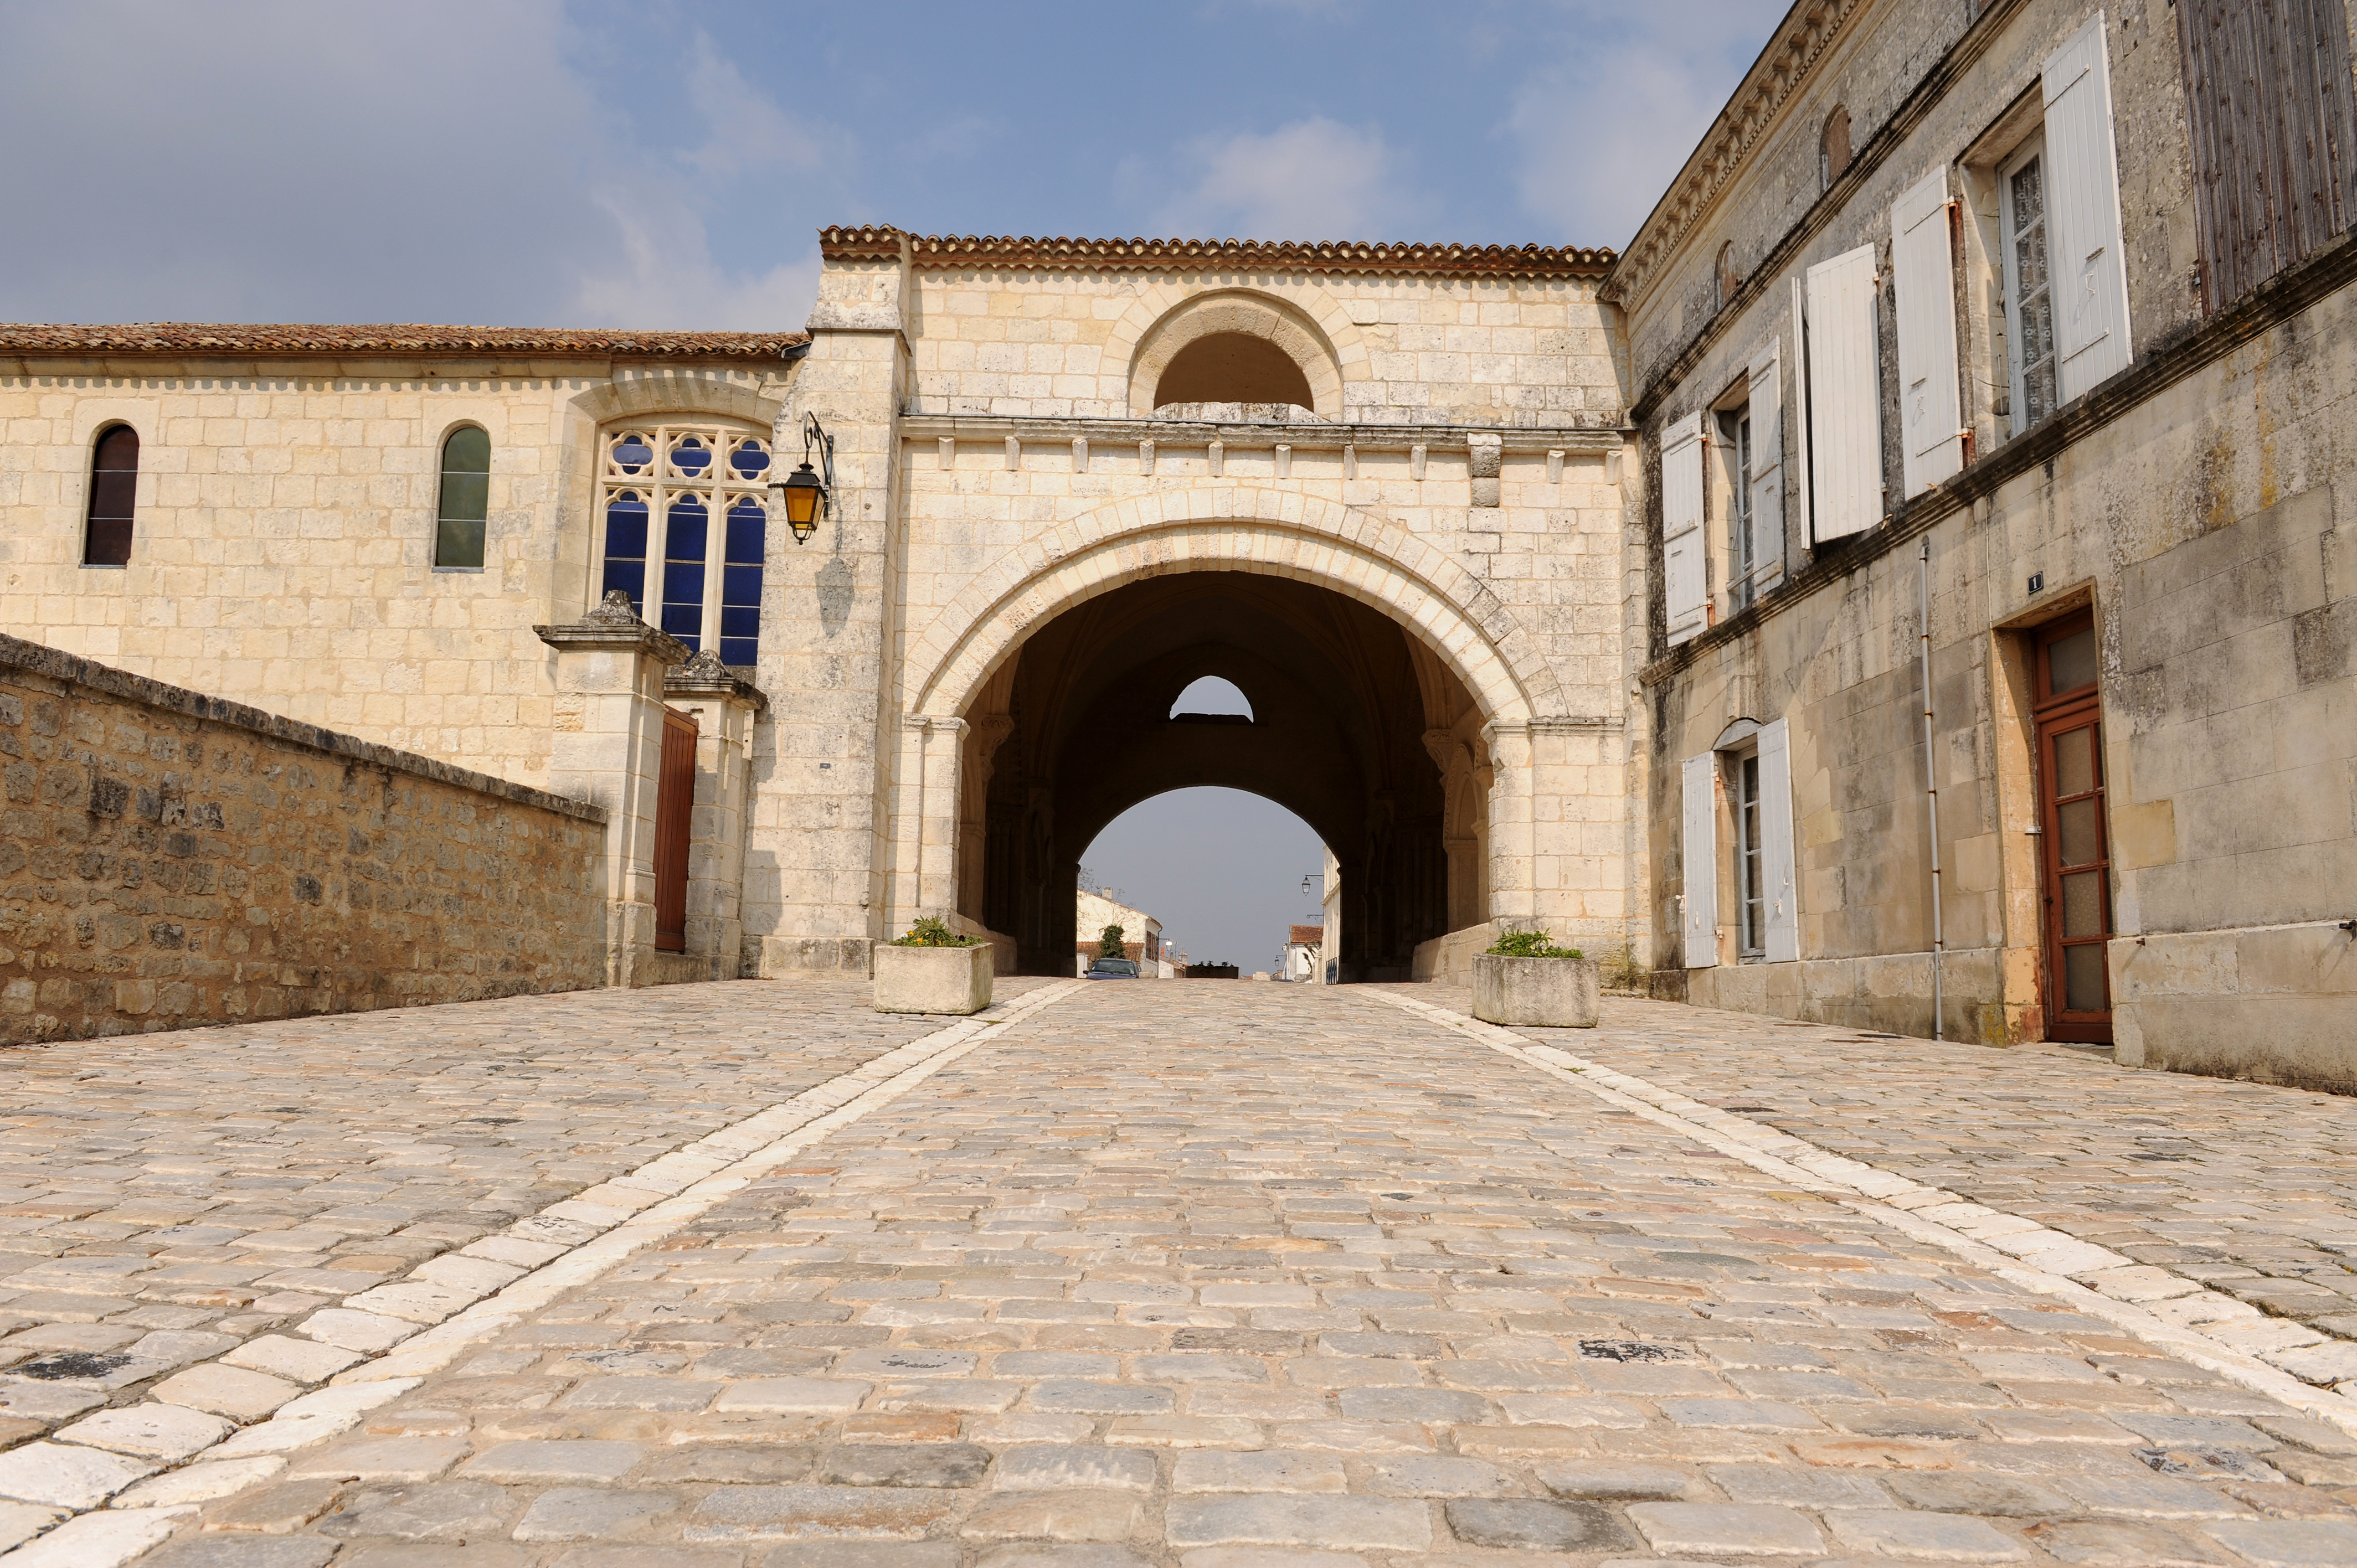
0;631;606;824
898;412;1629;453
0;321;806;359
535;594;693;667
824;226;1616;277
666;652;769;711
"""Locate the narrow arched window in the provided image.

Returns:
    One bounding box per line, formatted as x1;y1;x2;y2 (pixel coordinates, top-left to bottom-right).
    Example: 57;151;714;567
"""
1820;105;1851;193
84;425;139;567
435;426;491;570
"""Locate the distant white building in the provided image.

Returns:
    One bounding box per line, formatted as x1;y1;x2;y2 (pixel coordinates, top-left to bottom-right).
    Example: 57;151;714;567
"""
1075;887;1162;975
1283;924;1322;983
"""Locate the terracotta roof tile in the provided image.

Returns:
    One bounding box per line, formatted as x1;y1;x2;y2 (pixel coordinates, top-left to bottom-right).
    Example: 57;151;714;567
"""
1289;924;1326;946
824;226;1614;277
0;322;808;358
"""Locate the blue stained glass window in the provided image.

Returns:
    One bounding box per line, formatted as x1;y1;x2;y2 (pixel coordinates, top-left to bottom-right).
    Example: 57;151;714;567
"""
611;431;654;474
671;434;712;477
600;490;649;613
662;493;709;648
728;438;770;479
720;495;765;666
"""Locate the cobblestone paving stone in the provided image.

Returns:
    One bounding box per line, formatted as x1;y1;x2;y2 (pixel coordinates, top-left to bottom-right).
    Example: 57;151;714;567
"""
127;983;2357;1566
1423;991;2357;1359
0;979;1049;1450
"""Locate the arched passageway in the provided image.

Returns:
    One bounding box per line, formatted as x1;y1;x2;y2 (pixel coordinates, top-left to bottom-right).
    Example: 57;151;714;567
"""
953;572;1494;978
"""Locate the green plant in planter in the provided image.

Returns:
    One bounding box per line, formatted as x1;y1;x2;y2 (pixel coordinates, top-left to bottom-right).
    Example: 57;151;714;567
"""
1486;926;1584;960
894;916;980;948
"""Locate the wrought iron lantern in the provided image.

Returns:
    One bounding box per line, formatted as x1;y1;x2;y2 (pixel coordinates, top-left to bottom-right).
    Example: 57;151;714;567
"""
771;412;834;544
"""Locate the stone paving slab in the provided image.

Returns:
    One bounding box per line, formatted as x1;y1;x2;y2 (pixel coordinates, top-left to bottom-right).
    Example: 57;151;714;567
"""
1396;989;2357;1355
121;983;2357;1566
0;977;1051;1448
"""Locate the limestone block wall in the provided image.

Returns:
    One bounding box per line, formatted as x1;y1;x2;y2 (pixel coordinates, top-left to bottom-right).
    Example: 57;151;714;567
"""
0;347;792;791
0;633;605;1044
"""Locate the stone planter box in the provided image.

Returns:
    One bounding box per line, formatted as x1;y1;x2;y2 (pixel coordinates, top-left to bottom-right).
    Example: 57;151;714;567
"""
874;943;994;1015
1471;954;1600;1028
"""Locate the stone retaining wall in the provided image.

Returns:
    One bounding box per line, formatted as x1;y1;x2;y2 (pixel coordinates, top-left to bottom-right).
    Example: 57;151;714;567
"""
0;633;606;1043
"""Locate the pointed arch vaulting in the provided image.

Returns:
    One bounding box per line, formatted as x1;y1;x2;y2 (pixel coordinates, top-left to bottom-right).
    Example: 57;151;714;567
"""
907;486;1567;728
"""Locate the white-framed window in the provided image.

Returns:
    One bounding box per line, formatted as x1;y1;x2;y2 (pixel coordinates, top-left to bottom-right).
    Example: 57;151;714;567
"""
1717;406;1754;612
598;422;772;667
1731;747;1766;958
1999;132;2058;435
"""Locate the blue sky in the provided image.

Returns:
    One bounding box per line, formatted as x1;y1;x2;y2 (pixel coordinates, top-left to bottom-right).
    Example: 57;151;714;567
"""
0;0;1776;330
1;0;1777;965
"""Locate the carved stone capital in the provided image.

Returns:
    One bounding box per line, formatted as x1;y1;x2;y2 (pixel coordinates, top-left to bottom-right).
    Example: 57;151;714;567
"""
535;591;692;665
665;646;769;710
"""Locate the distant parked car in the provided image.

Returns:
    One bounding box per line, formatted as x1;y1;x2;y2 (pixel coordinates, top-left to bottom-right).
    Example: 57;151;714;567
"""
1085;957;1140;979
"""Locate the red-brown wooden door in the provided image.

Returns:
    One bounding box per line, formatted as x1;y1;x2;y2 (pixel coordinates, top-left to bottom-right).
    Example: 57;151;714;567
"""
653;707;697;953
2033;613;2111;1042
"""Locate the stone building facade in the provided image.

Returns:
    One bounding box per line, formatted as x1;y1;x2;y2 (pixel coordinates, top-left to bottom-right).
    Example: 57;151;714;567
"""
6;0;2353;1086
1617;0;2357;1087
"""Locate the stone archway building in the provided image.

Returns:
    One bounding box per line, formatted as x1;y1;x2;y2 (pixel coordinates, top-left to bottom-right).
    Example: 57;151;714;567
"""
761;230;1635;979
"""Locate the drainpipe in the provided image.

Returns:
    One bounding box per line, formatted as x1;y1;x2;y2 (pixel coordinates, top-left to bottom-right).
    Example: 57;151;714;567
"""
1918;540;1945;1041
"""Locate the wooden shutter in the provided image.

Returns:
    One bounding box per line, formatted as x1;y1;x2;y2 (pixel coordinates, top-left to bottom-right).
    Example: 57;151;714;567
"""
2178;0;2357;311
653;706;698;953
1894;166;1964;498
2044;12;2133;401
1789;276;1814;544
1746;339;1784;595
1757;719;1799;963
1661;412;1709;644
1804;245;1882;541
1681;751;1718;968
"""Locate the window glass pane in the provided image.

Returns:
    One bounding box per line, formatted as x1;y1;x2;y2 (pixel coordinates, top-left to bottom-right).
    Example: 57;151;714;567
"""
436;439;489;565
610;431;655;475
728;438;771;479
2062;870;2105;938
2052;724;2095;797
86;426;138;566
662;493;709;649
436;518;485;571
671;434;713;477
719;497;764;666
2057;798;2101;868
442;426;490;477
2063;942;2107;1012
2047;627;2096;694
438;471;489;524
601;490;648;613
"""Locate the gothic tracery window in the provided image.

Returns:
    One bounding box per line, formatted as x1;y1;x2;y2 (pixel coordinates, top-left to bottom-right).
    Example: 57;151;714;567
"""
599;423;770;666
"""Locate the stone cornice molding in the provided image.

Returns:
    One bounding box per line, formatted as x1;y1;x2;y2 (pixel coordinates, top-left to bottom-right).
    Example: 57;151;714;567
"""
897;412;1627;456
536;592;692;666
821;226;1613;279
1602;0;1866;308
664;648;768;710
0;323;806;361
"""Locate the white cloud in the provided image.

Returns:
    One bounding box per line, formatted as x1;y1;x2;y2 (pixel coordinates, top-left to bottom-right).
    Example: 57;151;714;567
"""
0;1;830;330
1506;3;1772;248
1157;117;1413;241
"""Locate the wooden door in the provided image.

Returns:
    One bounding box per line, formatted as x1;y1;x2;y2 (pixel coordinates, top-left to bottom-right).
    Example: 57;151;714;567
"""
2033;612;2111;1041
653;707;697;954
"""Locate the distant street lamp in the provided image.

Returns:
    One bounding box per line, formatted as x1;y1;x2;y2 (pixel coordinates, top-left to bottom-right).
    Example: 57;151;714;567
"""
770;412;834;544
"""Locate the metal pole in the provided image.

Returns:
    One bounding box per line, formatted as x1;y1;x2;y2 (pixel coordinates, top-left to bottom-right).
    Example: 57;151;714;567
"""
1918;539;1944;1041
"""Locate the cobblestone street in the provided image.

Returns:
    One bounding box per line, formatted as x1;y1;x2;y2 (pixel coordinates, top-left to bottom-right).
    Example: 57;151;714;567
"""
9;980;2344;1566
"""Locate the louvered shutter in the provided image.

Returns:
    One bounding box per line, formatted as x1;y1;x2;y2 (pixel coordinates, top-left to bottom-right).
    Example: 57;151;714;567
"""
1757;719;1798;963
1681;751;1718;968
1661;412;1708;645
1746;340;1784;595
1803;245;1882;541
1894;166;1963;497
2044;12;2133;401
1789;276;1814;543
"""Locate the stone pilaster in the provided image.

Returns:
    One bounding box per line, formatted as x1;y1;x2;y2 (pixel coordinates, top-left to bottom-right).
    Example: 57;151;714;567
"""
663;649;768;981
536;591;690;987
744;233;913;976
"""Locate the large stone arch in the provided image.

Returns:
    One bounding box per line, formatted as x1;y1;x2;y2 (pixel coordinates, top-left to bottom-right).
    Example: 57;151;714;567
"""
907;486;1566;730
1099;284;1370;417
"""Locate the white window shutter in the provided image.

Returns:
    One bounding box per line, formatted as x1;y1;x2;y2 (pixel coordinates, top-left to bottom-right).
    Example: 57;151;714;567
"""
1746;340;1784;594
1789;275;1813;544
1804;245;1883;541
1681;751;1718;969
1893;166;1963;497
1757;719;1799;963
2043;11;2132;401
1661;412;1708;645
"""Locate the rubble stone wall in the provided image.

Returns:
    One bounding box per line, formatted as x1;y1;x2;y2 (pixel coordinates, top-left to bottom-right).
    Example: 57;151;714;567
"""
0;633;606;1043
